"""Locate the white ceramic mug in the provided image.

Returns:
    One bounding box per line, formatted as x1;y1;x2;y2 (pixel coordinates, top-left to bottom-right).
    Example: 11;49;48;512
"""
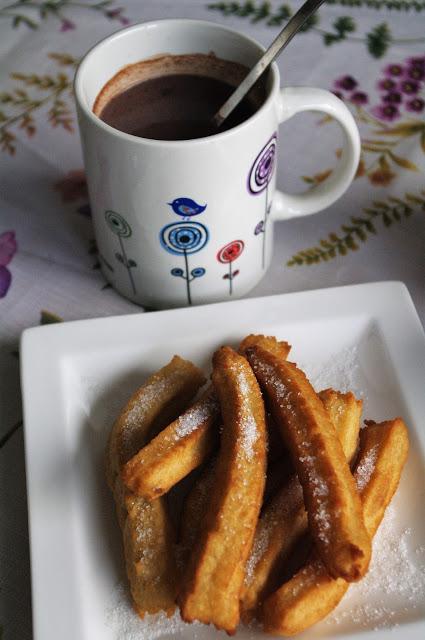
75;19;360;309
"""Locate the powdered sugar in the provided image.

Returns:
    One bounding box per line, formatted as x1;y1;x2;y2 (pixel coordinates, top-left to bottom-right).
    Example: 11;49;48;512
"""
237;371;259;460
355;445;378;492
174;394;218;439
326;504;425;631
302;345;365;400
106;584;204;639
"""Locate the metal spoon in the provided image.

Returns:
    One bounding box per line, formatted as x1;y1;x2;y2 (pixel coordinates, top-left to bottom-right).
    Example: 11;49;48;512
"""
213;0;326;128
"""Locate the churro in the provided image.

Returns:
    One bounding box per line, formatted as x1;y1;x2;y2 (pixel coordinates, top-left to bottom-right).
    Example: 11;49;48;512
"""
179;347;267;634
122;387;220;500
241;389;362;617
107;356;205;617
122;335;289;502
246;346;371;582
262;418;409;636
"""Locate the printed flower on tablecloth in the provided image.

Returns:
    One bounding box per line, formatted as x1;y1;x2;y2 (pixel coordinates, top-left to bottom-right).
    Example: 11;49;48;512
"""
217;240;244;296
0;231;17;298
303;55;425;190
54;169;90;216
0;1;129;32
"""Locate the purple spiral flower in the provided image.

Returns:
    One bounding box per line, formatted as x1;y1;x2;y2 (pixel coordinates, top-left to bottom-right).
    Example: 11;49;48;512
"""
248;135;277;194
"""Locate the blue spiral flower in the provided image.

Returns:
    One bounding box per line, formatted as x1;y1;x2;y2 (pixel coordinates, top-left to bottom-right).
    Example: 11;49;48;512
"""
160;222;209;256
191;267;206;278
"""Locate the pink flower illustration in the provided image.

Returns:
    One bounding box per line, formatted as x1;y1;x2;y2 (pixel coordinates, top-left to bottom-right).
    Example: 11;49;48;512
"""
0;231;17;298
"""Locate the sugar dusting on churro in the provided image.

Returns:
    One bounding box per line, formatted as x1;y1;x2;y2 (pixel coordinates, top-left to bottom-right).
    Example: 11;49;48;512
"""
173;394;219;440
236;367;259;461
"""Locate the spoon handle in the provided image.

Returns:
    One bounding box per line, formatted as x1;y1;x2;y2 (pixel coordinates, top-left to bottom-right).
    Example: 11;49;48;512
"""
213;0;326;128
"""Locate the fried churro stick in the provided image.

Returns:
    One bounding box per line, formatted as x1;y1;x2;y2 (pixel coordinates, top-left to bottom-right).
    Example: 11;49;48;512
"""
241;390;362;617
246;346;371;582
179;347;267;634
122;335;290;501
263;418;409;636
122;388;220;499
107;356;205;617
179;458;217;568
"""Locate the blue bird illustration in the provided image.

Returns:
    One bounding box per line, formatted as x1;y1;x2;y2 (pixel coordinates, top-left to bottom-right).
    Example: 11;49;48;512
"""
168;197;207;219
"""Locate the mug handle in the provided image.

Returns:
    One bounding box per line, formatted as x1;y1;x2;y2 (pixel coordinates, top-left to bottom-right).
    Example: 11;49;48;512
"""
272;87;360;219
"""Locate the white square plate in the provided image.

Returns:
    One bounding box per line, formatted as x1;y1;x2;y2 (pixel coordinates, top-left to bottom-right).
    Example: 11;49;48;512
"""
21;282;425;640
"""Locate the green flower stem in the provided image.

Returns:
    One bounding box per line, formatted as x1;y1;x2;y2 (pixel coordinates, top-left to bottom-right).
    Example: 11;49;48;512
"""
0;86;67;132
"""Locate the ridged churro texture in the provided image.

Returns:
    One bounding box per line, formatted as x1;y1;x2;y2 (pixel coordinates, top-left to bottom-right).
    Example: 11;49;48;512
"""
106;356;205;617
241;389;362;617
179;347;267;634
263;418;409;636
246;346;371;582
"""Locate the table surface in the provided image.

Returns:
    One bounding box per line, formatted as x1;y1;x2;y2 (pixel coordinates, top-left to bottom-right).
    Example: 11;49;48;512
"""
0;1;424;638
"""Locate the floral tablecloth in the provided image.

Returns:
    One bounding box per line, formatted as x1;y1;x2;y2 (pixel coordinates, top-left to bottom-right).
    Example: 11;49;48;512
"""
0;1;424;638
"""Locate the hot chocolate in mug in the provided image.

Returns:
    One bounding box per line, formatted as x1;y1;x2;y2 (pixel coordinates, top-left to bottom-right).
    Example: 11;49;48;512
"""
74;19;360;309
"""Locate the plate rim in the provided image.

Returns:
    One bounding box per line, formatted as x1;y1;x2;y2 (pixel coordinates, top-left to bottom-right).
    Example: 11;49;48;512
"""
20;280;425;640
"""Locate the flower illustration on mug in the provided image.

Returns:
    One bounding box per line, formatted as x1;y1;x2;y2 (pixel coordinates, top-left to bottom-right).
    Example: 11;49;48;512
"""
105;210;137;295
217;240;244;295
160;221;208;305
248;134;277;269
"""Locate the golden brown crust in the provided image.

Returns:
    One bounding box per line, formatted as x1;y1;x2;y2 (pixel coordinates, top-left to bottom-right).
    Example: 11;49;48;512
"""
319;389;362;464
178;458;217;570
107;355;206;488
262;418;409;636
119;336;289;503
241;389;362;617
238;334;291;361
246;346;371;582
178;347;267;634
107;355;205;617
122;387;219;499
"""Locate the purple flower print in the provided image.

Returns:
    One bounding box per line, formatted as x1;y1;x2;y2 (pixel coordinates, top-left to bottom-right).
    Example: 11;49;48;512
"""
407;56;425;68
371;104;400;122
398;80;420;95
385;63;404;78
0;231;17;298
406;65;425;82
406;97;424;113
350;91;368;105
377;78;396;92
106;8;130;25
383;92;402;104
60;18;76;32
334;76;358;91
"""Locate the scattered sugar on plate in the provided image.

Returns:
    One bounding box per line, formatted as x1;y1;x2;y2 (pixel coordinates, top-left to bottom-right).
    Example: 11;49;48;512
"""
301;345;365;399
106;584;205;639
326;503;425;630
